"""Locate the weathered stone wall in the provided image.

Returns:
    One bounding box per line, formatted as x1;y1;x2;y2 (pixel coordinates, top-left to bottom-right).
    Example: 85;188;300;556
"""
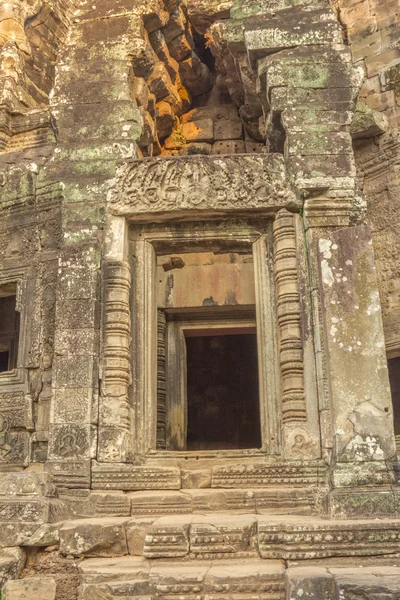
331;0;400;124
330;0;400;356
0;0;398;499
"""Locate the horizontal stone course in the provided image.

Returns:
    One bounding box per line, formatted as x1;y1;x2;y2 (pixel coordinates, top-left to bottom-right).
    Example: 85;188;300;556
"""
53;512;400;561
79;556;286;600
78;556;400;600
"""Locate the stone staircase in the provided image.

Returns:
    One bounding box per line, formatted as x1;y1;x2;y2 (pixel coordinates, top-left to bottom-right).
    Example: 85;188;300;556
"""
56;498;400;599
77;557;400;600
3;479;400;598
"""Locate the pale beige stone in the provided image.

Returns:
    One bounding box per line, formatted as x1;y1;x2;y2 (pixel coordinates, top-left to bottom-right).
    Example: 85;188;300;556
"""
126;517;156;555
3;577;57;600
59;518;129;557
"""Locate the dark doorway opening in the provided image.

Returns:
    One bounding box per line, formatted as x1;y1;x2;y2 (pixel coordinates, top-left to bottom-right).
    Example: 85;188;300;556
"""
185;330;261;451
388;356;400;435
0;351;9;373
0;293;19;373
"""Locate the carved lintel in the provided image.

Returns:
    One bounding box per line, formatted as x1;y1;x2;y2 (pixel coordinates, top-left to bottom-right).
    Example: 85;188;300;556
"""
273;209;306;422
107;154;299;218
99;260;132;462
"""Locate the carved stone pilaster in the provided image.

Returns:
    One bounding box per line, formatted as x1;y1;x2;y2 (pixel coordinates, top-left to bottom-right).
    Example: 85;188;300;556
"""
273;210;306;423
98;260;132;462
156;309;167;451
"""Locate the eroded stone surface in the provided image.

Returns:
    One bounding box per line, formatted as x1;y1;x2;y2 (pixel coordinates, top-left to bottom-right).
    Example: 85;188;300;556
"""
59;518;129;557
3;576;57;600
0;1;399;598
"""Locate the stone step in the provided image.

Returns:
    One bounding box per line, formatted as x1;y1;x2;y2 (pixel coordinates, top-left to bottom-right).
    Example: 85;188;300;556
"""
58;513;400;561
59;486;321;519
77;556;400;600
78;556;286;600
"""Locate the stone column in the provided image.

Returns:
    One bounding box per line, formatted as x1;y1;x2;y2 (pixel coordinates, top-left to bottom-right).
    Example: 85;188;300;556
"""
98;215;132;462
273;209;321;460
318;226;397;490
47;240;100;488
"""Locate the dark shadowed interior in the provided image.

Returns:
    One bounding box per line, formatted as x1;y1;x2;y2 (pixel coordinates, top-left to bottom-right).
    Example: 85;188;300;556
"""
186;331;261;450
388;357;400;434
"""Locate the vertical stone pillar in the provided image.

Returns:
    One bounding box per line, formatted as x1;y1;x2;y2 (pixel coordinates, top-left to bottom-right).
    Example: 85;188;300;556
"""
274;210;306;423
318;225;397;490
47;242;100;488
98;215;132;462
274;210;321;460
99;260;132;462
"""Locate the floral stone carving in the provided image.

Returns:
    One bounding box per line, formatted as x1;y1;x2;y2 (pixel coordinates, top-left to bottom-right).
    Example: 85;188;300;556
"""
108;154;299;217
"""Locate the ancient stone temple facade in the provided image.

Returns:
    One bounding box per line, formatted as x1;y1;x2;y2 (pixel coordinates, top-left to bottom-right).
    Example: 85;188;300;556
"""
1;0;400;598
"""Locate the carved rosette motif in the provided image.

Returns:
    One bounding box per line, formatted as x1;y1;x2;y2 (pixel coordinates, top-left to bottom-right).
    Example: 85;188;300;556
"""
273;210;306;422
100;260;132;461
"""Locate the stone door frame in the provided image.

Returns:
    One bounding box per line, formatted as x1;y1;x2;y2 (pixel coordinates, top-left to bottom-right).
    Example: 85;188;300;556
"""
128;219;281;458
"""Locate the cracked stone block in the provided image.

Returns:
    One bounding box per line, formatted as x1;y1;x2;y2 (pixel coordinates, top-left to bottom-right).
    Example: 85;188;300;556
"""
59;518;129;557
126;518;157;555
3;576;57;600
190;515;257;556
143;515;191;558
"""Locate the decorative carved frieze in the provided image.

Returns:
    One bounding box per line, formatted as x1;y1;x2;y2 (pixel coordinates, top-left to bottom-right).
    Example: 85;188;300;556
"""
129;487;319;517
144;516;190;558
329;488;399;519
211;462;327;488
108;154;299;217
190;515;257;558
273;210;307;422
258;517;400;559
149;562;285;600
92;462;181;491
255;488;317;515
0;473;65;546
130;491;192;517
46;459;91;489
99;260;132;462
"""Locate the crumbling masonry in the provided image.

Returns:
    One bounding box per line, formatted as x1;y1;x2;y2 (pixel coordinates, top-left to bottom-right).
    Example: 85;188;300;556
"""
1;0;400;598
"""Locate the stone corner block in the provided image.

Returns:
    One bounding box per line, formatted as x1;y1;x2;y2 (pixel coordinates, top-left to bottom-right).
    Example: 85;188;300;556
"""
59;517;129;557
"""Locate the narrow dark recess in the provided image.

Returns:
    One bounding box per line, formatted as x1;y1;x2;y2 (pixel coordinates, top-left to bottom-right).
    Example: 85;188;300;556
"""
388;356;400;435
186;332;261;450
0;351;9;373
